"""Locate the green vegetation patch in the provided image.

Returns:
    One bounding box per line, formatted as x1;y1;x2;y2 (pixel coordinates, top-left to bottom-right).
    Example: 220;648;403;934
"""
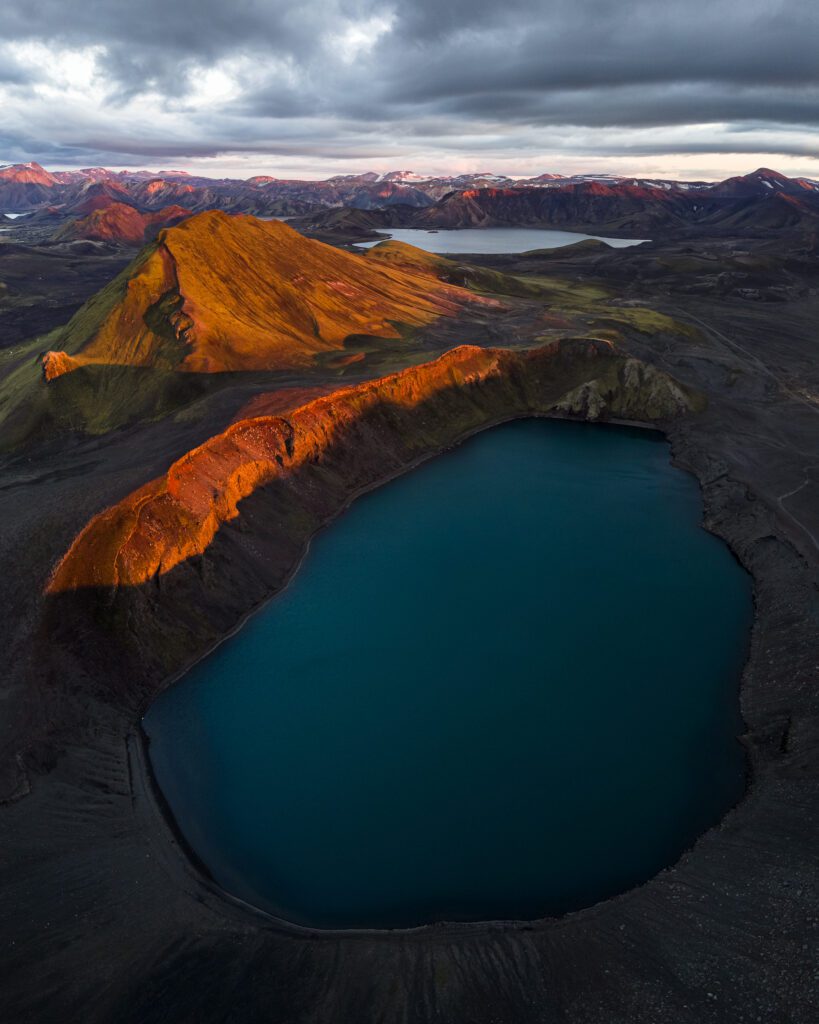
56;242;159;357
590;306;702;340
0;361;216;450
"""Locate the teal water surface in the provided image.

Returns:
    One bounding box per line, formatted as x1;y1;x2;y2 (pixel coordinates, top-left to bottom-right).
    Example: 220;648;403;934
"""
144;419;751;929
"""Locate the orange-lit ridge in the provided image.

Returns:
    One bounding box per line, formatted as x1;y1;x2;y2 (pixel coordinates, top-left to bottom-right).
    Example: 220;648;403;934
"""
44;338;694;595
47;345;515;591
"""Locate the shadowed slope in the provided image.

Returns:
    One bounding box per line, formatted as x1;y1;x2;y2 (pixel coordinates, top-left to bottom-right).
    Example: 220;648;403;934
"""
41;211;492;379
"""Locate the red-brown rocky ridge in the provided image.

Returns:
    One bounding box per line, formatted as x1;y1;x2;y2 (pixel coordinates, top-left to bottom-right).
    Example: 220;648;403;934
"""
46;339;696;594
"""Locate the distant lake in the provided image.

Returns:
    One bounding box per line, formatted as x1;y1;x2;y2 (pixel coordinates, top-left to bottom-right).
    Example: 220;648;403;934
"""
144;418;750;930
358;227;648;254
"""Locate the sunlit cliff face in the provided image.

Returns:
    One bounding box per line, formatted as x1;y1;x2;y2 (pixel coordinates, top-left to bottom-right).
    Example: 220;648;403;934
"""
45;339;695;595
45;350;503;593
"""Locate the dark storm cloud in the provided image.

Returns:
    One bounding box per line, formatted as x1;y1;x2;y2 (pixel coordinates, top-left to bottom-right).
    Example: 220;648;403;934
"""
0;0;817;168
431;86;819;132
388;0;819;92
366;0;819;125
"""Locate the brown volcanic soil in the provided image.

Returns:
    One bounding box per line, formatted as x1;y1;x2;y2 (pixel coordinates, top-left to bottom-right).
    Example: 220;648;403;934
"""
0;228;817;1024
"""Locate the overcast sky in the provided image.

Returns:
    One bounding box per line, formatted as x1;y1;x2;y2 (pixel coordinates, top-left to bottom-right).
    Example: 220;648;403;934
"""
0;0;817;180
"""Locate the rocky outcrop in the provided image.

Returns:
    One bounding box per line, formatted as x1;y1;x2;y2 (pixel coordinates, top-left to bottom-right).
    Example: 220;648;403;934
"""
554;358;699;420
41;350;82;381
47;339;696;597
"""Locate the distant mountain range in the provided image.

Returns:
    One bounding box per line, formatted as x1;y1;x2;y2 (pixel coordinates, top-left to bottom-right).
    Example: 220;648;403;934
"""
299;169;819;238
1;161;817;213
2;162;818;239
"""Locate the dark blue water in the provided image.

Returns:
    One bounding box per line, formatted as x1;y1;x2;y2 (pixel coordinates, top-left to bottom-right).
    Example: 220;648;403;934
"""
144;419;751;929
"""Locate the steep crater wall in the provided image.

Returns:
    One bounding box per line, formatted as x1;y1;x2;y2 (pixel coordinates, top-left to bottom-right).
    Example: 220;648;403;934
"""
41;338;697;719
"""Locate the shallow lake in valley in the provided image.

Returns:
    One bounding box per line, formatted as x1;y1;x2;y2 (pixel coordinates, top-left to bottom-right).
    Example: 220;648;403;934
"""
357;226;648;254
144;418;751;929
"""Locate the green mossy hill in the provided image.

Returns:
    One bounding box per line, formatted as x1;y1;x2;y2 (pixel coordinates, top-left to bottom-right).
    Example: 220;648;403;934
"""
522;238;615;257
365;240;564;298
0;228;704;452
0;361;220;450
0;246;169;449
591;305;702;340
